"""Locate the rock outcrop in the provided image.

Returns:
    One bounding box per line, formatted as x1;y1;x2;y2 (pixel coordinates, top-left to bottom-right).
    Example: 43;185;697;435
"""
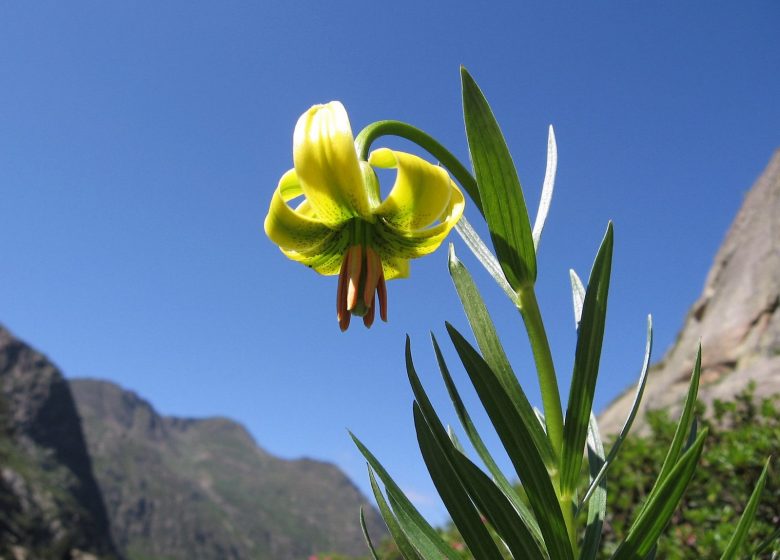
0;325;120;560
70;378;386;560
600;149;780;434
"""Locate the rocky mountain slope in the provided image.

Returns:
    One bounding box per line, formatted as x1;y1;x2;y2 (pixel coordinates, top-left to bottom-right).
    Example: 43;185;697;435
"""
0;325;119;560
0;324;384;559
70;378;385;560
599;149;780;433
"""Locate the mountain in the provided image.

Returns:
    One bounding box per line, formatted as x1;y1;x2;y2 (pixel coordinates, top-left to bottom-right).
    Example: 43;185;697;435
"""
0;325;120;560
70;378;386;560
599;149;780;433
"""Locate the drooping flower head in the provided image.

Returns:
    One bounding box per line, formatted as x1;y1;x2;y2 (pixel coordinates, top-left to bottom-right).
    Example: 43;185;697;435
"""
264;102;464;331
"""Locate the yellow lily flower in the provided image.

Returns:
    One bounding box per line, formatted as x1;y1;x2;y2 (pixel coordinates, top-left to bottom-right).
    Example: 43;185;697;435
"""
264;102;464;331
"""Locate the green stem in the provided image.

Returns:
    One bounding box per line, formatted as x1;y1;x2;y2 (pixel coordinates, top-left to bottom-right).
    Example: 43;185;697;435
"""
355;120;483;216
517;287;577;552
516;286;563;456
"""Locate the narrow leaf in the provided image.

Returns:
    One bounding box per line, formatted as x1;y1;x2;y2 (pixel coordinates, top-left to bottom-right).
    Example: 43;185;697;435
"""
581;413;607;560
448;247;554;466
721;458;771;559
405;338;507;559
561;223;614;496
414;405;505;560
387;488;461;560
410;336;545;558
569;269;585;328
580;315;653;510
431;334;544;547
461;66;536;289
367;468;420;560
611;429;708;560
352;434;460;559
452;224;517;304
452;451;547;560
447;323;573;560
533;124;558;250
447;425;466;454
360;506;384;560
652;346;702;491
622;349;704;535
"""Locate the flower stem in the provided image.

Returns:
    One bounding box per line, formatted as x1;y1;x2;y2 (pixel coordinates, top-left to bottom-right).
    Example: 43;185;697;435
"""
355;120;483;216
517;286;578;553
516;286;563;457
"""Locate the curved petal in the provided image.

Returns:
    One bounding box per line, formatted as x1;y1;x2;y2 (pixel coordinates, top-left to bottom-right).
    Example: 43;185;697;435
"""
264;169;336;253
373;184;464;260
281;227;351;276
293;102;370;226
382;256;410;280
370;148;455;230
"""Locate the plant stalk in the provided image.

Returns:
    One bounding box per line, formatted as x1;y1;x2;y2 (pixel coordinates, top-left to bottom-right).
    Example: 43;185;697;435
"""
517;287;579;552
516;286;564;456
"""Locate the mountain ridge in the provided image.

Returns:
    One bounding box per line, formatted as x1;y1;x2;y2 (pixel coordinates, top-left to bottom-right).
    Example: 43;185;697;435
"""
0;324;385;559
71;376;385;560
0;324;120;560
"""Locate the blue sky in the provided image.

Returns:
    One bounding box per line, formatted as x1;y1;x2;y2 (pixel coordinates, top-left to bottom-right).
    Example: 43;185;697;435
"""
1;2;778;526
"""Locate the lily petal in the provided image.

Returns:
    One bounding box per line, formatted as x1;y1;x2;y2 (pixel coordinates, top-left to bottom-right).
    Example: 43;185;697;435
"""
280;233;350;276
381;256;410;280
293;102;371;226
264;169;336;253
373;184;464;260
370;148;454;230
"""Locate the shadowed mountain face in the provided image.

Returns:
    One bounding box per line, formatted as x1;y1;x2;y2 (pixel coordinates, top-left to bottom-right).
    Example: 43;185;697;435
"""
600;150;780;433
70;378;386;560
0;325;119;560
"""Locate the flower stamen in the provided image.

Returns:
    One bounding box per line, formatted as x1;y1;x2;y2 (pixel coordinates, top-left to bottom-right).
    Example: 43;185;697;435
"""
363;247;381;309
335;243;388;331
337;248;352;331
346;245;363;312
363;293;376;328
377;268;387;322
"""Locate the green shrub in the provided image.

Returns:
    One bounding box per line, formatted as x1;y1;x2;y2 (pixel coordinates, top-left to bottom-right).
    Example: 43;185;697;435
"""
598;385;779;559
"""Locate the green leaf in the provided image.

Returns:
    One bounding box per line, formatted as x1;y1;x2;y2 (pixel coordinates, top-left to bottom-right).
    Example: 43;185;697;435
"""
408;353;545;558
360;504;387;560
532;124;557;251
404;337;505;559
367;468;420;560
447;425;466;453
451;450;547;560
648;346;702;499
432;334;544;548
580;413;607;560
413;404;505;560
352;434;460;559
720;457;771;559
447;323;573;560
560;223;614;496
448;248;553;466
461;66;536;289
451;224;517;304
569;269;585;327
579;315;653;511
386;488;461;560
610;428;708;560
